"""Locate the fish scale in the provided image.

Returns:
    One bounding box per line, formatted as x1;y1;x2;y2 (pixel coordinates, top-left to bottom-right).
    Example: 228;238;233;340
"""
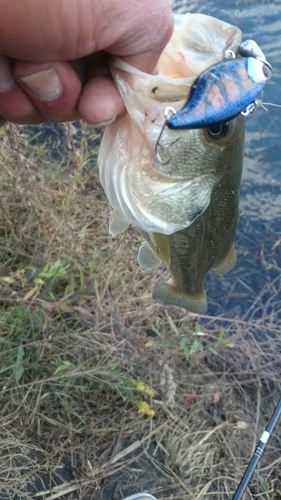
151;115;245;313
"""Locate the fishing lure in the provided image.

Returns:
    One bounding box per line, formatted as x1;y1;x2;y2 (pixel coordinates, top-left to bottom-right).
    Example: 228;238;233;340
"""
155;40;271;162
167;40;272;130
167;56;271;129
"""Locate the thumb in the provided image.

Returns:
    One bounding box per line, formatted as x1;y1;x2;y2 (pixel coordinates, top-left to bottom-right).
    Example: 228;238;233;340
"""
102;0;174;74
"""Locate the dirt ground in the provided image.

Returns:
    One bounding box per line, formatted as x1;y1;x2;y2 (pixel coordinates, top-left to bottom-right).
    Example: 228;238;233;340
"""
0;123;280;500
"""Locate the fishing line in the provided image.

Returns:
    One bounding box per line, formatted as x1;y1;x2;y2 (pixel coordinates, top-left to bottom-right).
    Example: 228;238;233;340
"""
242;97;281;115
261;101;281;108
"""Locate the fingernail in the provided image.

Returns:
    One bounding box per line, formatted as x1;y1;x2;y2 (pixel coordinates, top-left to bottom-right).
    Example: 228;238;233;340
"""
0;56;16;92
19;68;62;101
93;115;117;127
0;74;15;92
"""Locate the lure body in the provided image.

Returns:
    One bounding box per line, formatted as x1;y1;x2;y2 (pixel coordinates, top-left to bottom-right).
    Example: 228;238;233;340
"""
167;56;271;129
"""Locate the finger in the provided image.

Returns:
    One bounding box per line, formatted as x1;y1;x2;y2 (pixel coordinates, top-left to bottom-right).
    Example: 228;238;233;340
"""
105;1;174;74
0;0;97;61
0;55;86;124
0;0;173;73
14;61;83;122
78;55;125;124
0;88;43;124
0;55;43;124
78;76;125;125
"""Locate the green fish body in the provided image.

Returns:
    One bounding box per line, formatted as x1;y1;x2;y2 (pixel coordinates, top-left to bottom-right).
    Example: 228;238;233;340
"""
138;116;245;313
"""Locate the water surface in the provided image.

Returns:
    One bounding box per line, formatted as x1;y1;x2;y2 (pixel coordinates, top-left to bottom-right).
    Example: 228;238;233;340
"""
173;0;281;319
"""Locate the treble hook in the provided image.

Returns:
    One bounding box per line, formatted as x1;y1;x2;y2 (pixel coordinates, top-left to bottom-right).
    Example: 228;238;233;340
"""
241;97;269;116
155;106;176;165
241;101;258;116
224;49;236;60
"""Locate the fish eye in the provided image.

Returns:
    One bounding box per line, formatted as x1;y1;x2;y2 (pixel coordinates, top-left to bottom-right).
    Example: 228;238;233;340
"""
206;123;230;140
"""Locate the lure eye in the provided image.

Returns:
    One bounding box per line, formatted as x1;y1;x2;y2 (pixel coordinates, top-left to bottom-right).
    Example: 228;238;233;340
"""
206;123;230;140
262;63;271;79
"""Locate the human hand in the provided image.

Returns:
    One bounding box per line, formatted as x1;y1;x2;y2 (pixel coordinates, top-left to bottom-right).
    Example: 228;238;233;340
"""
0;0;173;127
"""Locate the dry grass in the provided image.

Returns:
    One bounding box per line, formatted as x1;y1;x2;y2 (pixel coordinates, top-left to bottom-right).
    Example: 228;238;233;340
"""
0;122;281;500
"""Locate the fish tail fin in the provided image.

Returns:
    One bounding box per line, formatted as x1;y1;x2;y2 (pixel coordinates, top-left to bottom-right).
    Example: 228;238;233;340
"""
152;281;207;314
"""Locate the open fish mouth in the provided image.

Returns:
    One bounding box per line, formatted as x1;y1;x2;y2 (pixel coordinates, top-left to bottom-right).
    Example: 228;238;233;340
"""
98;13;242;237
156;13;242;89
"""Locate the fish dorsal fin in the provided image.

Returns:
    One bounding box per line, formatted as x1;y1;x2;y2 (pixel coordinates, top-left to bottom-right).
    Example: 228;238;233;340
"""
109;209;129;236
212;245;237;276
137;240;162;270
151;233;171;268
152;280;207;314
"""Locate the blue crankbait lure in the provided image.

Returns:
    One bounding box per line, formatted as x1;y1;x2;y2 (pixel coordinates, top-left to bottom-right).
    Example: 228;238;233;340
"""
167;54;271;129
155;40;271;163
167;39;272;130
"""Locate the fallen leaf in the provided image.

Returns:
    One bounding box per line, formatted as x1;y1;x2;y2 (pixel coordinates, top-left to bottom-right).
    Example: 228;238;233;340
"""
23;286;39;301
1;276;14;284
235;420;249;430
73;306;95;321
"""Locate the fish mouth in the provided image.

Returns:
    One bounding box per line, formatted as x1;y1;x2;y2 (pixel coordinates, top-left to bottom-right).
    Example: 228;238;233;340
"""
111;13;242;106
157;13;242;82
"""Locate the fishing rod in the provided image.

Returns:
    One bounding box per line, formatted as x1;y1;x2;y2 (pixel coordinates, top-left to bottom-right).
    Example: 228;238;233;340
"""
232;396;281;500
122;398;281;500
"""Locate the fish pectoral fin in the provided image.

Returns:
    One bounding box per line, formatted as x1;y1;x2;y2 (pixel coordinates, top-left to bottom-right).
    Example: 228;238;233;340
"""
152;281;207;314
151;233;171;268
109;209;129;236
212;245;237;276
137;241;162;270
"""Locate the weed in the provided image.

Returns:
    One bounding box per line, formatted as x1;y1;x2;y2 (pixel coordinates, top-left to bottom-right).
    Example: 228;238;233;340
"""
0;123;280;500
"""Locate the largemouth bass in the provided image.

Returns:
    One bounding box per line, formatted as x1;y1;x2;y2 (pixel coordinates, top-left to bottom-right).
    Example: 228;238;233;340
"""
98;13;245;313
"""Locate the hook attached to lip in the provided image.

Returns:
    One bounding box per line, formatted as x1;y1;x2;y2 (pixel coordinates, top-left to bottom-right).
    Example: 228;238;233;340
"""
155;106;176;165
